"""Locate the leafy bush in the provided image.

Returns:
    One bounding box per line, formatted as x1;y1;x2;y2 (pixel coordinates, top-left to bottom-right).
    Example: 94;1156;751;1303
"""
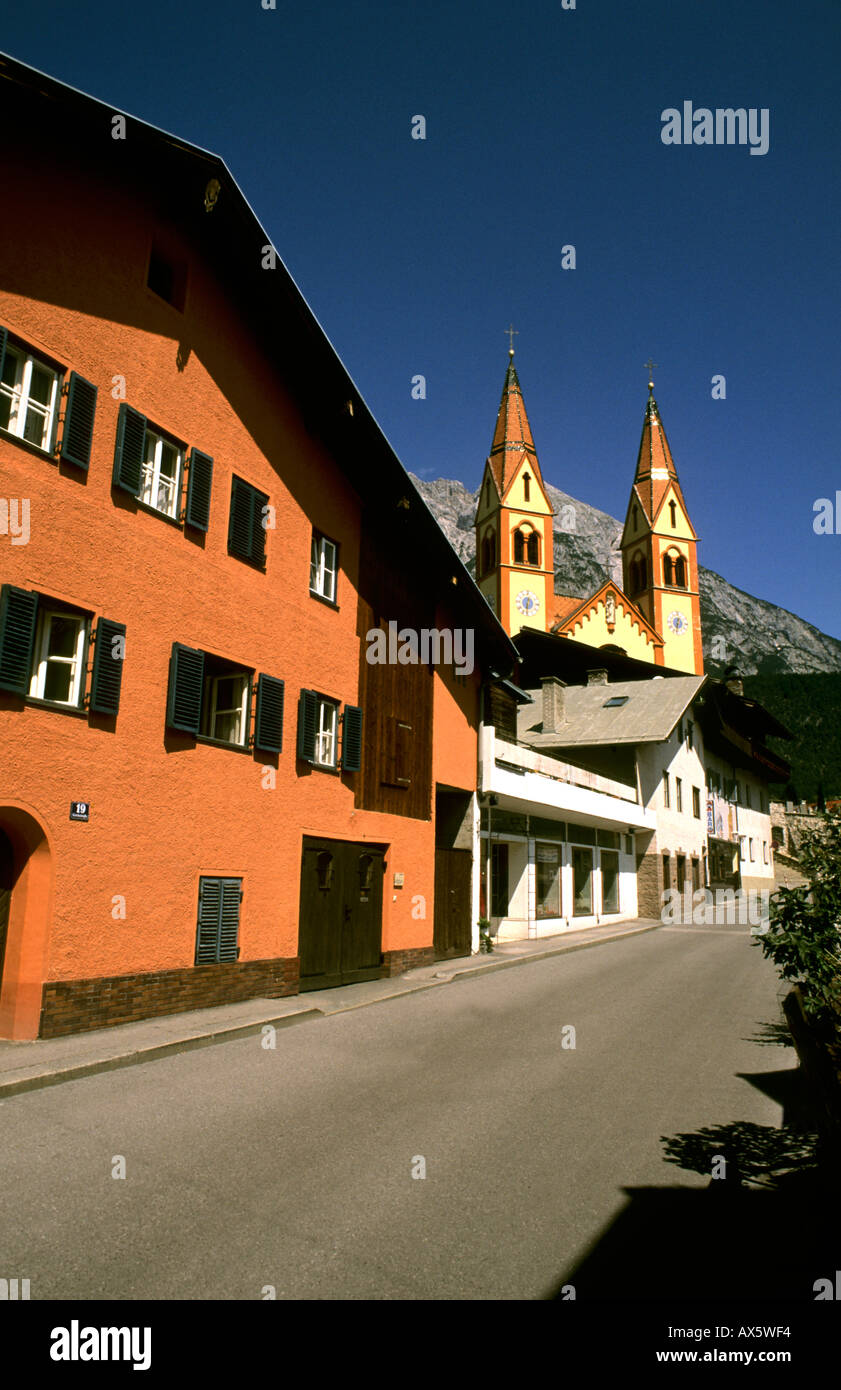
758;809;841;1033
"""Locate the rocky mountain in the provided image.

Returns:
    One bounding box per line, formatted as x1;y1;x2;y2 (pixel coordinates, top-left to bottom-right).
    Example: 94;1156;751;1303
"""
411;474;841;677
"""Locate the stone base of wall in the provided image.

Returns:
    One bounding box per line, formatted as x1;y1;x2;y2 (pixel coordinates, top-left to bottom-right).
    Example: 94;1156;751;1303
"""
739;875;776;894
381;947;435;977
39;957;299;1038
636;844;662;920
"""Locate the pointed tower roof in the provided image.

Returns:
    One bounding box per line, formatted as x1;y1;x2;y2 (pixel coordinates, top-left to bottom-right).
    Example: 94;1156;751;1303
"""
631;389;691;525
486;353;544;498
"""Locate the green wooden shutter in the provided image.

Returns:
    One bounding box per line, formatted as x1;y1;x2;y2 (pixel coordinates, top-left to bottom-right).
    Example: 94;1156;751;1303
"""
218;879;241;961
195;876;240;964
89;618;126;715
0;326;7;384
342;705;363;772
255;674;284;753
297;689;318;762
166;642;204;734
0;585;38;694
228;476;253;559
249;486;268;566
59;373;98;470
185;449;214;531
112;404;146;495
195;877;222;963
228;477;267;566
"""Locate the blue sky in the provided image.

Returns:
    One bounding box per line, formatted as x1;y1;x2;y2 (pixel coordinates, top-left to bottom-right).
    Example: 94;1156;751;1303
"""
4;0;840;638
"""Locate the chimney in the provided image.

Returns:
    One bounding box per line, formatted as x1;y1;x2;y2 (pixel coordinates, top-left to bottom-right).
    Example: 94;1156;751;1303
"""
586;669;609;686
541;676;566;733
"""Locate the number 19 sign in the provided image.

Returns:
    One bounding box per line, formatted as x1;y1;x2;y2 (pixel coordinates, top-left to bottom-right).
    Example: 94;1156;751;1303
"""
69;802;90;822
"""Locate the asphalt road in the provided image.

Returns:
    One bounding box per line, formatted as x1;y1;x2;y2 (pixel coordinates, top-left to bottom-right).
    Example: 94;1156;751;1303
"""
0;925;818;1301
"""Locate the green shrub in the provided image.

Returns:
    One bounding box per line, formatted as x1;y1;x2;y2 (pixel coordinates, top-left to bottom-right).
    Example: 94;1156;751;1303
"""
758;809;841;1033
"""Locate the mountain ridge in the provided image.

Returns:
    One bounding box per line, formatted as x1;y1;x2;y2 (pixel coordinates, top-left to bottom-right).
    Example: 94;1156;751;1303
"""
411;474;841;677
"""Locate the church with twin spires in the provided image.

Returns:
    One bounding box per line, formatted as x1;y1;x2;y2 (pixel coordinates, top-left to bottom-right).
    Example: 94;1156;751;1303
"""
474;349;704;676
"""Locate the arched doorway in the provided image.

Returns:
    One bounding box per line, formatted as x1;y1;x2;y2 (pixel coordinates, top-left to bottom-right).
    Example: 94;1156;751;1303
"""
0;807;53;1040
0;830;13;993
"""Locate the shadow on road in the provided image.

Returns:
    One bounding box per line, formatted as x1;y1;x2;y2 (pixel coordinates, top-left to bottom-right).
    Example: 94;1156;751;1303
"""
545;1074;838;1300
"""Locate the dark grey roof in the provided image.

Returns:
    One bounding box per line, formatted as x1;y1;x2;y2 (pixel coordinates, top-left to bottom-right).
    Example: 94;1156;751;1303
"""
519;675;706;748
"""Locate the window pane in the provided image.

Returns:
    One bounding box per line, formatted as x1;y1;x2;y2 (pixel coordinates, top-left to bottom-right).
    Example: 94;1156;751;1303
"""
43;660;73;703
601;850;619;913
490;843;509;917
23;399;51;447
48;614;79;660
573;848;592;916
28;363;54;406
1;350;18;387
536;843;561;918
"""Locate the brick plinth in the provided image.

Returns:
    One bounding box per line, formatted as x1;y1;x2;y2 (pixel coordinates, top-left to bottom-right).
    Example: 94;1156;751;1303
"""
380;947;435;977
39;957;299;1038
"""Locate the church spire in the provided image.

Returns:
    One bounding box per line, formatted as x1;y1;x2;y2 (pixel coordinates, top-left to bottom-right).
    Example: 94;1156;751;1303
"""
631;390;690;527
487;355;544;499
621;383;703;675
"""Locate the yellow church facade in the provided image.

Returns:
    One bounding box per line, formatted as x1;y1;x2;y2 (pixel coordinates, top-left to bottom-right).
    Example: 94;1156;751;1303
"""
475;354;703;676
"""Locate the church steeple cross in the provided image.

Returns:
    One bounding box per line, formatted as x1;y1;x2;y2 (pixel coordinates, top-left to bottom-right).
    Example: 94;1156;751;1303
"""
505;323;519;355
645;358;658;393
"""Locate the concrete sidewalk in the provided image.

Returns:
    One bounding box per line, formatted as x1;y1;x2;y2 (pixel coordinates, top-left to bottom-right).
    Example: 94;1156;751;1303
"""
0;918;661;1098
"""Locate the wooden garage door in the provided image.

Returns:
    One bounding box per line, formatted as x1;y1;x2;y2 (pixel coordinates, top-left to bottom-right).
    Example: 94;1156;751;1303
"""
298;837;385;991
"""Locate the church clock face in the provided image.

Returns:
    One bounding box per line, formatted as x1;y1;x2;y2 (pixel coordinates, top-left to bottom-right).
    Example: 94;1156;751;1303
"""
667;609;688;635
516;589;540;617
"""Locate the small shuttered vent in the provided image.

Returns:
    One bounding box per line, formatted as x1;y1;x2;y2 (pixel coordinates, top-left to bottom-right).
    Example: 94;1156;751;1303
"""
0;585;38;694
60;373;98;470
112;404;146;495
185;449;214;531
296;689;318;762
255;674;284;753
342;705;363;772
89;618;126;715
166;643;204;734
195;877;241;964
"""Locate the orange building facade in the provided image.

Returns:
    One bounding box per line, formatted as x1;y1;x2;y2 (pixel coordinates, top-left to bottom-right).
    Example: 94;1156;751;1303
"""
0;56;514;1039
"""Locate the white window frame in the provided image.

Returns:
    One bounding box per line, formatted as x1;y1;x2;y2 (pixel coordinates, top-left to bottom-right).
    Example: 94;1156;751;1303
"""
314;698;338;767
0;342;60;452
310;533;338;603
29;608;88;706
140;428;183;519
662;772;670;809
676;777;683;814
204;670;249;746
749;838;755;862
